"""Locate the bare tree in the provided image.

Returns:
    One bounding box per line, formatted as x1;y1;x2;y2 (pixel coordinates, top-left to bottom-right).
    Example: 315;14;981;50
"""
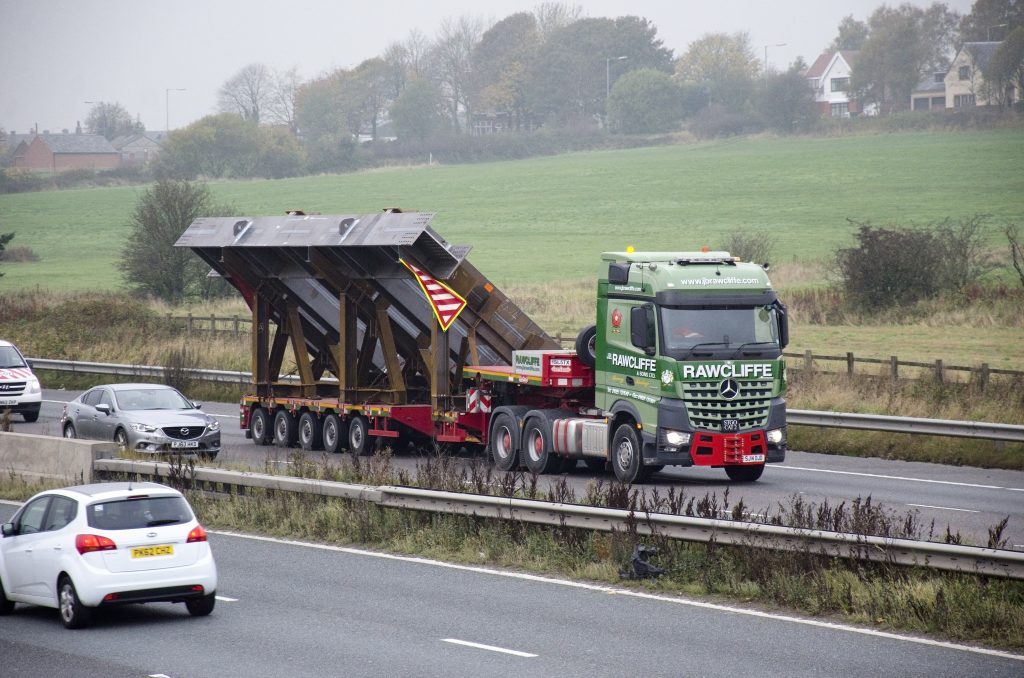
433;15;487;133
219;63;273;123
267;67;301;132
534;2;582;41
1008;224;1024;289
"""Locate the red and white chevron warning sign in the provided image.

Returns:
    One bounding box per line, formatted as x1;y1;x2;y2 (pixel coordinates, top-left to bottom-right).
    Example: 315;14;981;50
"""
400;258;468;332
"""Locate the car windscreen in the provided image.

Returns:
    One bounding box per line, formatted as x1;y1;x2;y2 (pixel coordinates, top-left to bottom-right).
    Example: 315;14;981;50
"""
86;496;194;530
0;345;28;369
114;388;193;411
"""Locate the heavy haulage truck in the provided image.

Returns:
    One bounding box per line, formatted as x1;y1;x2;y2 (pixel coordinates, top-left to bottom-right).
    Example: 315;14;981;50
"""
176;209;789;484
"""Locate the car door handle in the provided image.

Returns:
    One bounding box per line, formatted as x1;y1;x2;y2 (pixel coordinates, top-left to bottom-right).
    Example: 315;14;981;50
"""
53;546;62;551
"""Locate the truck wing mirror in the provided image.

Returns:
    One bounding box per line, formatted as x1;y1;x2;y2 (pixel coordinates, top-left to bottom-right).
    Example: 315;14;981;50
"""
776;302;789;349
630;305;656;353
608;262;630;285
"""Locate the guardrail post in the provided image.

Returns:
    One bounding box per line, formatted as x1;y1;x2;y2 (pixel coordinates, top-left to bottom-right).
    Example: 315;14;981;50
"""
846;352;854;377
803;350;813;373
934;359;944;385
978;362;989;391
890;356;899;380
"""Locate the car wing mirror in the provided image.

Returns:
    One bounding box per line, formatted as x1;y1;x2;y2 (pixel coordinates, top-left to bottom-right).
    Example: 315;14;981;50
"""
95;403;111;415
192;401;202;409
1;522;15;537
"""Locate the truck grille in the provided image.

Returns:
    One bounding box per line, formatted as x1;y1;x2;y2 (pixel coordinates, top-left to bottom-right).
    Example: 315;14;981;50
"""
681;379;772;432
161;426;205;440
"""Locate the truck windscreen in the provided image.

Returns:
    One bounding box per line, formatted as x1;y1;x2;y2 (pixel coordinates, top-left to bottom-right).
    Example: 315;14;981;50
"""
659;306;780;358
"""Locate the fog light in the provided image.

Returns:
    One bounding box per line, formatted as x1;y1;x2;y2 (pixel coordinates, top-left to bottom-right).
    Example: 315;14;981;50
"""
665;430;691;446
766;428;784;444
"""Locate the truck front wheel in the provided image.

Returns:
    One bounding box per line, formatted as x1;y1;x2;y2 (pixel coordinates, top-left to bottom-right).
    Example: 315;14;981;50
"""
725;464;764;482
611;423;648;484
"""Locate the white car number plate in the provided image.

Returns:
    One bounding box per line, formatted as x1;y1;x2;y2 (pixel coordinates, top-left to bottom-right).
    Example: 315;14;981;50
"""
742;454;765;463
171;441;200;448
0;399;16;406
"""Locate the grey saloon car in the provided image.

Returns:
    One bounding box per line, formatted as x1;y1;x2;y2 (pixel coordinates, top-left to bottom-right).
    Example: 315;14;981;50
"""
61;384;220;459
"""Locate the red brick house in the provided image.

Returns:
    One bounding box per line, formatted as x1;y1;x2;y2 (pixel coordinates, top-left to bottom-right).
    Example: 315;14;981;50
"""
13;133;120;172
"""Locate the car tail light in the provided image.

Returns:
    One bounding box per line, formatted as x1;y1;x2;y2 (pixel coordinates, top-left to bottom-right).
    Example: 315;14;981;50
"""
76;534;117;555
187;525;208;543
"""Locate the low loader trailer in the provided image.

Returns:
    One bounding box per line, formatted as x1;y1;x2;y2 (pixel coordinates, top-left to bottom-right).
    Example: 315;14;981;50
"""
176;210;789;484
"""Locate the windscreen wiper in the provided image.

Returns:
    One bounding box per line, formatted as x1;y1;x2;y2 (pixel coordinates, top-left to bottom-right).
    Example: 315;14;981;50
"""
732;341;776;358
686;341;730;358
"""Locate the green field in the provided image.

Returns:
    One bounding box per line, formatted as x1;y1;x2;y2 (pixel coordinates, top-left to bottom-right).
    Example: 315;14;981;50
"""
1;129;1023;290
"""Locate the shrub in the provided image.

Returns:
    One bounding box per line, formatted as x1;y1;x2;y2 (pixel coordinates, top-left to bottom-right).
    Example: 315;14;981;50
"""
689;104;763;138
719;230;776;265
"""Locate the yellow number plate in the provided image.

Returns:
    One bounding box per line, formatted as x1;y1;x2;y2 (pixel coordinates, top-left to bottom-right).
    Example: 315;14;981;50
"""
131;545;174;558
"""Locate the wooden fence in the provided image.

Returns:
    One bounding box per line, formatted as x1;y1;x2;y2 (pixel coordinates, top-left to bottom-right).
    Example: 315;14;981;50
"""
165;315;1023;385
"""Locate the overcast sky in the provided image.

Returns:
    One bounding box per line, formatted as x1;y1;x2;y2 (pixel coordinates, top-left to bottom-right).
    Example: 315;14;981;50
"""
0;0;977;134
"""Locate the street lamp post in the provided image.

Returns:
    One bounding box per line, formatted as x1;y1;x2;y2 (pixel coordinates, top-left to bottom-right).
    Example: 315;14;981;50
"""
763;43;787;87
606;55;628;125
166;88;186;131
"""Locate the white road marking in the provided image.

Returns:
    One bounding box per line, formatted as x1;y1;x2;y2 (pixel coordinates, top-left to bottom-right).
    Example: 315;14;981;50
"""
442;638;536;658
777;465;1024;492
907;504;980;513
215;595;238;602
212;530;1024;663
148;674;172;678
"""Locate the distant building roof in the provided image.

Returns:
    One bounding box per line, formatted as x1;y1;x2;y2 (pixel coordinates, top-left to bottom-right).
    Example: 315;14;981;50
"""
110;131;167;150
804;50;859;79
913;71;947;94
962;41;1001;70
31;133;117;154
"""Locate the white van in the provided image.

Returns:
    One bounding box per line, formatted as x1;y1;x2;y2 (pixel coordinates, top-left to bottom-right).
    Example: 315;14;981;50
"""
0;340;42;422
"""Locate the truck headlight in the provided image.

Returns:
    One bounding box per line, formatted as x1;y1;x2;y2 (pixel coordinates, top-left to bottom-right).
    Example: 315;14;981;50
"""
766;428;784;444
664;430;691;447
130;423;158;433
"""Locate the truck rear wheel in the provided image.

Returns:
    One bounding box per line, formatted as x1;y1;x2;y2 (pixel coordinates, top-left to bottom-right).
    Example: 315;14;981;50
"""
250;408;272;446
348;415;372;455
322;413;346;454
522;417;559;475
725;464;764;482
273;410;298;448
611;422;649;484
298;412;323;451
489;411;519;471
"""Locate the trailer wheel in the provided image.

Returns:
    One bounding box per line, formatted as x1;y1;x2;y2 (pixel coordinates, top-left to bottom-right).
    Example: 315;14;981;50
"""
522;418;559;475
611;422;649;484
273;410;298;448
322;413;346;454
348;415;372;456
575;325;597;367
489;411;519;471
298;412;323;451
250;408;272;446
725;464;764;482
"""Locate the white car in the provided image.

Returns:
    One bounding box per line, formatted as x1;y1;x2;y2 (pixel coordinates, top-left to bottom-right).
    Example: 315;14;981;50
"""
0;339;42;422
0;482;218;629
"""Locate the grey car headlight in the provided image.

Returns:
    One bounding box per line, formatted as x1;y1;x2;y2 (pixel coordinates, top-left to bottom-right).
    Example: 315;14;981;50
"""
130;423;158;433
207;419;220;432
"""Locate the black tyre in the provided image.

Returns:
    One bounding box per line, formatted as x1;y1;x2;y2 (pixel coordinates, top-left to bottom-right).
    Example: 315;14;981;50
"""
186;592;216;617
489;411;519;471
113;428;129;451
611;422;648;484
298;412;323;451
273;410;298;448
322;413;346;454
584;458;606;473
522;418;559;474
250;408;272;446
725;464;765;482
58;576;92;629
22;405;40;423
63;422;77;439
575;324;597;367
348;415;372;456
0;575;14;615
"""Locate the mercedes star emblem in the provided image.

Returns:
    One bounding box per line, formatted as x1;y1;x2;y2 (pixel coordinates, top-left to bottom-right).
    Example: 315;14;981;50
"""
719;378;740;400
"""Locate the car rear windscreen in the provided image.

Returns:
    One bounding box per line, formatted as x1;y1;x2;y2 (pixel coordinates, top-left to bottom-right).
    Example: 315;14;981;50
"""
86;496;193;530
